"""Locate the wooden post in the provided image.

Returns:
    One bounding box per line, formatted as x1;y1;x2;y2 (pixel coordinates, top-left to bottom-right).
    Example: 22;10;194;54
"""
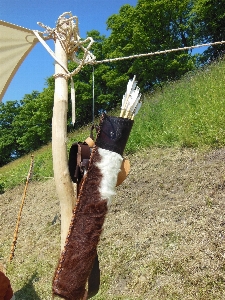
52;38;76;251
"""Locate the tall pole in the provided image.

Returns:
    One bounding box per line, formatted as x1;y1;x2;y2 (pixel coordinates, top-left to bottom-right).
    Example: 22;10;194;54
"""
52;38;76;251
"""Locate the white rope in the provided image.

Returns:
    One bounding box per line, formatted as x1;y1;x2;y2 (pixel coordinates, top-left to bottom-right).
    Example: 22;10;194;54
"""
71;77;75;125
92;40;225;65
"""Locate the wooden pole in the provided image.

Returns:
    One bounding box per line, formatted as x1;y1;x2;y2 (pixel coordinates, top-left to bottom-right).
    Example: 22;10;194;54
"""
52;38;76;251
9;155;34;262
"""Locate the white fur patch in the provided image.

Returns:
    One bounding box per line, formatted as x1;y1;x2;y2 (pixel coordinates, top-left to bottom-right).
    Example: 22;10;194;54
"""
96;147;123;205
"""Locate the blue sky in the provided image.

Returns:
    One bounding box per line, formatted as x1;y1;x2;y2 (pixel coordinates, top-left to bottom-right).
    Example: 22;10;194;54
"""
0;0;138;102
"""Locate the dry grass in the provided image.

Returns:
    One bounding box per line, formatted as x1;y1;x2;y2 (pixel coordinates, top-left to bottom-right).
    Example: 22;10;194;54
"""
97;147;225;299
1;146;225;299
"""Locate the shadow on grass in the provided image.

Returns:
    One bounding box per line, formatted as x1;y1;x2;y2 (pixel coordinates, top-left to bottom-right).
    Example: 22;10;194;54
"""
14;272;41;300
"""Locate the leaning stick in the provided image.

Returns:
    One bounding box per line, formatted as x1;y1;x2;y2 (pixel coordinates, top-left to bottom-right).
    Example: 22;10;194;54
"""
9;155;34;262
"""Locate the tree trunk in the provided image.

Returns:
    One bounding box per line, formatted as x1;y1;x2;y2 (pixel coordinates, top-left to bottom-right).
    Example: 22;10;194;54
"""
52;38;76;251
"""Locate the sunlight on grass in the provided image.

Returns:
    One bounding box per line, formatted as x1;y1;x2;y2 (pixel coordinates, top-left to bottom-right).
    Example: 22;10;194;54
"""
1;58;225;191
0;126;91;190
127;57;225;152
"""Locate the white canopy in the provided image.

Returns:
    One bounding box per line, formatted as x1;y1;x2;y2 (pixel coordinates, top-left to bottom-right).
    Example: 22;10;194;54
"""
0;20;38;102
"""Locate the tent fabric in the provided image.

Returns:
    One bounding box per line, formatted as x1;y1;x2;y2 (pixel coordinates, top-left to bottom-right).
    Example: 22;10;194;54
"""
0;20;38;102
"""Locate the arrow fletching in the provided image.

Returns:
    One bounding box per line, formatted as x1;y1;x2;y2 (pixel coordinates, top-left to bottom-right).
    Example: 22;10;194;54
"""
120;75;142;119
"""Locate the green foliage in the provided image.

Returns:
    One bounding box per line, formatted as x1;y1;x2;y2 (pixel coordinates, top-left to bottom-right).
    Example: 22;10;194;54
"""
0;100;21;166
193;0;225;60
13;90;53;153
0;89;53;165
104;0;199;91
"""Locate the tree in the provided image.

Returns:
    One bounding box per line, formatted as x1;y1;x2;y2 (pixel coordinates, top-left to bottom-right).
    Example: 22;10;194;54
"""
193;0;225;60
0;100;21;166
13;89;53;153
104;1;199;91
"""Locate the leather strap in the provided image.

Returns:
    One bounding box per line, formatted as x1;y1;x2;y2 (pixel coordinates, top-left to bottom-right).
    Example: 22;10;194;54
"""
87;255;100;299
69;142;90;185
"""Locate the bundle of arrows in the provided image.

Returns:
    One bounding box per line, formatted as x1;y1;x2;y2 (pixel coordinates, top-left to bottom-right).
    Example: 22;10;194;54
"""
53;76;142;300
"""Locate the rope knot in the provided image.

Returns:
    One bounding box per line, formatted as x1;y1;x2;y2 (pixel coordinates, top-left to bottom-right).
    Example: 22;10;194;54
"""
53;73;70;80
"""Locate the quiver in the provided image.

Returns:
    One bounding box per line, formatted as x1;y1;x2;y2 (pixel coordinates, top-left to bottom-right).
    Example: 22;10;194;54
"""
53;114;133;300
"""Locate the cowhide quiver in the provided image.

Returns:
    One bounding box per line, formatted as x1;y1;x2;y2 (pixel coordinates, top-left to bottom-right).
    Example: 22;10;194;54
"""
52;113;133;300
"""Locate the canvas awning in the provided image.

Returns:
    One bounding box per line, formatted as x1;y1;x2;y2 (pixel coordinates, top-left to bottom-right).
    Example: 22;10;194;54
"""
0;20;39;102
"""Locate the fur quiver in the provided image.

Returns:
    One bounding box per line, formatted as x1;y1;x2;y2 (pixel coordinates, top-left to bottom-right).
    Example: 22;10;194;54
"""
52;113;133;300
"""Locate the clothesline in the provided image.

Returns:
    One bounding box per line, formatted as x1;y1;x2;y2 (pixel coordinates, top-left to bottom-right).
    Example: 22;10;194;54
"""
92;40;225;65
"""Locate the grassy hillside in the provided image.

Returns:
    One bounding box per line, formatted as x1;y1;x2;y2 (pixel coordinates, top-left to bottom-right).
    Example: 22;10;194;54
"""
128;56;225;151
1;58;225;299
1;58;225;191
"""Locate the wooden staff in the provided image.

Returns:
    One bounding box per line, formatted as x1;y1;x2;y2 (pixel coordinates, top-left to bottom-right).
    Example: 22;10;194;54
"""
9;155;34;262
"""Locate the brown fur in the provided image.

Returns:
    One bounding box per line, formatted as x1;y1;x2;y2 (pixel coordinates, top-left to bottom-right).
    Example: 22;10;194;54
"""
53;147;108;300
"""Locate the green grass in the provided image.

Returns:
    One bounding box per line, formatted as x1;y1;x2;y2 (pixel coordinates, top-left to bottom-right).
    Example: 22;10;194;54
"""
127;57;225;152
0;125;91;191
1;58;225;190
